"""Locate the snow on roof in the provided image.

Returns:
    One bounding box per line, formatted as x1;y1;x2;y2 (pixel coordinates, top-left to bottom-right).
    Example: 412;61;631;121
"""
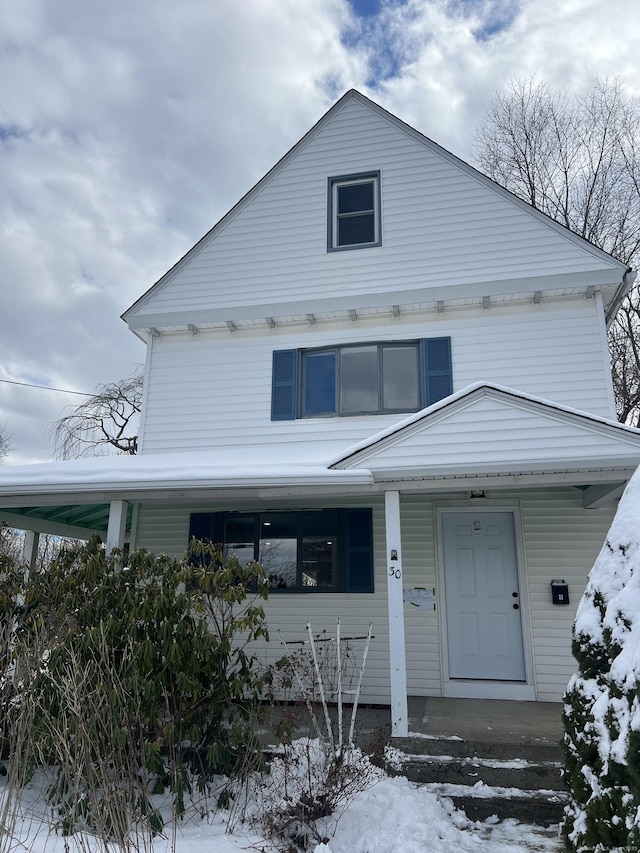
0;447;372;498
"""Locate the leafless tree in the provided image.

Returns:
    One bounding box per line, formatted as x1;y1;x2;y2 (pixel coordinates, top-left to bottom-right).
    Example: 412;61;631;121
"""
475;77;640;424
49;369;143;459
0;426;11;464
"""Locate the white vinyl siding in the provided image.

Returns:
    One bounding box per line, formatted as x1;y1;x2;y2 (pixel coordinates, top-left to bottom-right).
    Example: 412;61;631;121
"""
128;98;620;321
134;495;392;704
140;296;615;455
132;487;614;704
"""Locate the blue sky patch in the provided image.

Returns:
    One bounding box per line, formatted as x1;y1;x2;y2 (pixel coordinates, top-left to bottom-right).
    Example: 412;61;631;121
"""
342;0;415;85
446;0;520;42
347;0;383;16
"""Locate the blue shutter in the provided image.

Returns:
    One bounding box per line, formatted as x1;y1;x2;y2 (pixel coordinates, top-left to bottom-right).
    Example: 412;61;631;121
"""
343;508;374;593
271;349;298;421
422;337;452;406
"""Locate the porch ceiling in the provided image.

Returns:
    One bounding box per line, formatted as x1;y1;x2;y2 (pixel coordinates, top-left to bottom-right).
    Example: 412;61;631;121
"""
1;503;133;538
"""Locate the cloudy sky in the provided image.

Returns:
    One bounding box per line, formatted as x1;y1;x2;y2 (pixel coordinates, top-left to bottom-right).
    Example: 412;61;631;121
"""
1;0;639;464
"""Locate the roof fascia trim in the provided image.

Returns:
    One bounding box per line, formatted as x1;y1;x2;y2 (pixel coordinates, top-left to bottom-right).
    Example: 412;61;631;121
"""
125;270;623;329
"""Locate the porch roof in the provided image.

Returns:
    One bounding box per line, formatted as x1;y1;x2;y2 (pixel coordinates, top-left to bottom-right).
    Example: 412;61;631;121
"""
2;384;640;538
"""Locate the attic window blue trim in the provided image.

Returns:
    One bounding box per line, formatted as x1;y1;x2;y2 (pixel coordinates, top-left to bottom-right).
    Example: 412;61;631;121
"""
328;172;381;251
188;508;374;594
271;337;452;421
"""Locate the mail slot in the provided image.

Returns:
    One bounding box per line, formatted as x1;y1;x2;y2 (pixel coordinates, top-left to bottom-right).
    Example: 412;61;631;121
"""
551;580;569;605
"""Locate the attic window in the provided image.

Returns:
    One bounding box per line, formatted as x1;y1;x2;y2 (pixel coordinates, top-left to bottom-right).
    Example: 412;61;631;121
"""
328;172;381;250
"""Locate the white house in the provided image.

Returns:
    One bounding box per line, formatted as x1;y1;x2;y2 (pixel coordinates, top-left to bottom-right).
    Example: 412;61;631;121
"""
2;90;640;735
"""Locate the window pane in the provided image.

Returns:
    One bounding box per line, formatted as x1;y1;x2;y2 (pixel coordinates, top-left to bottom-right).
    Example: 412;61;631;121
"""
223;516;256;567
338;182;373;214
259;513;298;589
337;214;375;246
304;351;336;415
340;346;378;413
382;346;420;410
302;511;340;588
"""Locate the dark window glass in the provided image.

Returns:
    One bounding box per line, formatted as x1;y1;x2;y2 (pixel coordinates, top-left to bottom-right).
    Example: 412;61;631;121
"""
382;345;420;410
337;182;374;214
259;513;298;589
223;515;256;566
301;511;340;588
304;351;336;414
337;213;375;246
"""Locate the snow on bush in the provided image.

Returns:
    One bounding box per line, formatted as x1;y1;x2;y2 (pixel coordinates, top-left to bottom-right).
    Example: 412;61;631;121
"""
563;467;640;851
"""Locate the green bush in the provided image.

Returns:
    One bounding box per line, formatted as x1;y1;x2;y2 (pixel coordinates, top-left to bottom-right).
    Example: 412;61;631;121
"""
12;536;272;837
563;516;640;851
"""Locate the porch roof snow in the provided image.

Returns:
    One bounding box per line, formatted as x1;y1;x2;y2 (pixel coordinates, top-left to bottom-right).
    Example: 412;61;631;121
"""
0;449;372;500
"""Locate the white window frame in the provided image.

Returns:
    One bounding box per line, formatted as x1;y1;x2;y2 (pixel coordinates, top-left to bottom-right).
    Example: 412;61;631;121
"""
328;171;381;251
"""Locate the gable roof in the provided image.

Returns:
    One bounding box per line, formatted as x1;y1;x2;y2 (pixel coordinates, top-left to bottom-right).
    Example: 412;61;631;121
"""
122;90;630;335
331;383;640;481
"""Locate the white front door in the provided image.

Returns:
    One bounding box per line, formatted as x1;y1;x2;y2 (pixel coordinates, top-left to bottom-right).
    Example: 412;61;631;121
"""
443;511;526;681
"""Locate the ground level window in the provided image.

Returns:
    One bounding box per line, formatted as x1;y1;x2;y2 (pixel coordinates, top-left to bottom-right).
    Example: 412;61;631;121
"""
189;508;373;593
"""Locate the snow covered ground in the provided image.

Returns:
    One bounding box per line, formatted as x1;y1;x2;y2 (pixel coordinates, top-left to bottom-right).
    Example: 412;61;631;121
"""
1;751;562;853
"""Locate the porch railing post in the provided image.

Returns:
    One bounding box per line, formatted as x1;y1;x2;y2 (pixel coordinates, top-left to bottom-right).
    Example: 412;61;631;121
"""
106;500;128;554
21;529;40;579
384;489;408;736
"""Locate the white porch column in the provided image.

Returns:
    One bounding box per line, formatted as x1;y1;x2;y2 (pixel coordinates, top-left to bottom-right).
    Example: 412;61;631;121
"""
384;489;408;737
106;500;128;554
21;530;40;579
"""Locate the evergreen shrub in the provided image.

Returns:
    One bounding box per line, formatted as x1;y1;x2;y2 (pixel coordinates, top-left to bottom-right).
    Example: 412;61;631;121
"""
7;536;272;838
563;475;640;851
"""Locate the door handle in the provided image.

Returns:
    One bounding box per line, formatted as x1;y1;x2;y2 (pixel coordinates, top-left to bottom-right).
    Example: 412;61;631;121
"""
513;603;519;610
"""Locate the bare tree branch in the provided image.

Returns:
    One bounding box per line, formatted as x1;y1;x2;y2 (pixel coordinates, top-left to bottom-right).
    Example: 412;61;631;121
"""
475;77;640;424
0;426;12;464
49;370;143;459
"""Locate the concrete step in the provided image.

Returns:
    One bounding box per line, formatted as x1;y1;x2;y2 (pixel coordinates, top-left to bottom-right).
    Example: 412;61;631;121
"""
430;784;568;827
397;754;563;790
393;735;564;764
387;736;567;826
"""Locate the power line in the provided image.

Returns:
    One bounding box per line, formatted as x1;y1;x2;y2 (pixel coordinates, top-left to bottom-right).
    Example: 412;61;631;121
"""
0;378;92;397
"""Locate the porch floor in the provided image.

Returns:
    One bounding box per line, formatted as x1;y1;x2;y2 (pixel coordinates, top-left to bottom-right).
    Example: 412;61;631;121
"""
405;696;564;745
262;696;564;749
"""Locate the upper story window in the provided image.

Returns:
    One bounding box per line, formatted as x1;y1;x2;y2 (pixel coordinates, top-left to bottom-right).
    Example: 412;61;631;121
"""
328;172;381;251
304;342;420;416
271;337;452;421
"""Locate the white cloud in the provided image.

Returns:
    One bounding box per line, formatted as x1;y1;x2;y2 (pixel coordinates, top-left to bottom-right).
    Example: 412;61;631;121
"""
1;0;639;463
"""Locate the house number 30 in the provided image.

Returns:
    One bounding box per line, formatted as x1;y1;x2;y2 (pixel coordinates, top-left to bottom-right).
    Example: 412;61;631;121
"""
389;567;401;578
